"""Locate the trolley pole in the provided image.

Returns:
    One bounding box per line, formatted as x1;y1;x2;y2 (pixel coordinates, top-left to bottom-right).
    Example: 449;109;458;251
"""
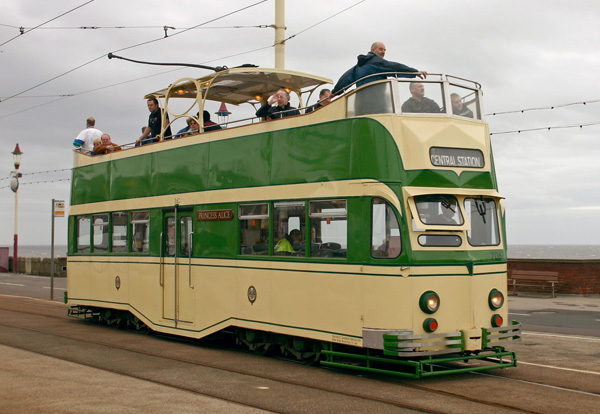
274;0;286;69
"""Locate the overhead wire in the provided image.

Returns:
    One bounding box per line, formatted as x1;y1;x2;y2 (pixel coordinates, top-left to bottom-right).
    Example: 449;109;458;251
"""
0;177;71;190
282;0;366;43
0;0;268;104
486;99;600;116
0;0;95;48
1;24;271;31
490;120;600;136
0;0;363;117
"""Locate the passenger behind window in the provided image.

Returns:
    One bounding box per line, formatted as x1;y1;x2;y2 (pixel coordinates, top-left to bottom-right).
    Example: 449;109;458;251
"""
274;229;302;255
401;82;441;113
450;93;474;118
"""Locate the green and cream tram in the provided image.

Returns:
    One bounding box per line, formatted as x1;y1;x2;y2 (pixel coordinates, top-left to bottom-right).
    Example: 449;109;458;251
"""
68;67;520;378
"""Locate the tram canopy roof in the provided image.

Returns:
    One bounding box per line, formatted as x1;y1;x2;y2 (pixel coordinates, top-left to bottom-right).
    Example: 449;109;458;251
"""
144;67;332;106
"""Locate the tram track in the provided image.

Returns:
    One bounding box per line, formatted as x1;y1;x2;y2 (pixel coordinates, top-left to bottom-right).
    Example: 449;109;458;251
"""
0;302;524;414
0;319;506;414
1;297;598;413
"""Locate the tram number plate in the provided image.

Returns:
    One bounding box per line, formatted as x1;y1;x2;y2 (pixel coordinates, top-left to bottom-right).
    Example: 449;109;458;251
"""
490;251;503;260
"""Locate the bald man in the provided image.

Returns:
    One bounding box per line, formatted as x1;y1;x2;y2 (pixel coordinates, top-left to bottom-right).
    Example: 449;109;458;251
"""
332;41;428;94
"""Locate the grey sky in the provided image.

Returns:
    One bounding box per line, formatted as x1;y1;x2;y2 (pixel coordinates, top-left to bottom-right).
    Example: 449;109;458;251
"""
1;0;599;247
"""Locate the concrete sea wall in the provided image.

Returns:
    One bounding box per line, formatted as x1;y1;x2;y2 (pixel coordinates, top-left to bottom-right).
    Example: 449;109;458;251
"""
2;256;599;294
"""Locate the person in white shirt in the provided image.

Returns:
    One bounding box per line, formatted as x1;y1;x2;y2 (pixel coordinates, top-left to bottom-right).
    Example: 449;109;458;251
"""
73;117;103;154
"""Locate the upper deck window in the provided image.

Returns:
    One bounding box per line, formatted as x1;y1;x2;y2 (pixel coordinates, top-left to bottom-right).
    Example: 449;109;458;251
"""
448;84;480;119
343;76;482;120
399;81;445;115
347;82;395;117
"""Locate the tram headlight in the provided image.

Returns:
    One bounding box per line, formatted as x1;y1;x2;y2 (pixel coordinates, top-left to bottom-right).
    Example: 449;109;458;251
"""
419;291;440;314
488;288;504;310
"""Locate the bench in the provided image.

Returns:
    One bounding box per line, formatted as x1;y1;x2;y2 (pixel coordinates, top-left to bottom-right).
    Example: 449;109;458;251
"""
508;270;559;298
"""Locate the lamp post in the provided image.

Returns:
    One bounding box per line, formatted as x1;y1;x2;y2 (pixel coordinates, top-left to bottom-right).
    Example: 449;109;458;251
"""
11;144;22;273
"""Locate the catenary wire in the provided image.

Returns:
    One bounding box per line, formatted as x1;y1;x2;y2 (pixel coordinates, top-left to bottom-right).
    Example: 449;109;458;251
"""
490;120;600;136
485;99;600;116
0;0;268;104
282;0;366;43
0;1;95;48
0;0;362;118
0;177;71;190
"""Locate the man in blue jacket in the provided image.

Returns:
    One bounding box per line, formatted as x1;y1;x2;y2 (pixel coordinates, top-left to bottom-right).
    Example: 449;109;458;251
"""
332;42;428;95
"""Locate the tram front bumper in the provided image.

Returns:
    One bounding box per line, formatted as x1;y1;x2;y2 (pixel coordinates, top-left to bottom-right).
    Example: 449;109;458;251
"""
364;321;521;357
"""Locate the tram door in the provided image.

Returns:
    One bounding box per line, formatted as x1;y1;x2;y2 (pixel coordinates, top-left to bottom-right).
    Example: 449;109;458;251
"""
161;210;195;326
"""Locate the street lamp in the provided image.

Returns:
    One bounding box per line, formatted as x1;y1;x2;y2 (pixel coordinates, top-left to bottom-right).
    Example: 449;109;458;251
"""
11;144;22;273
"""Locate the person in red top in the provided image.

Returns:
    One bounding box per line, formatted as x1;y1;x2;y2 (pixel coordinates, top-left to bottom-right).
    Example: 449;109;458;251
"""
93;133;122;155
202;110;222;132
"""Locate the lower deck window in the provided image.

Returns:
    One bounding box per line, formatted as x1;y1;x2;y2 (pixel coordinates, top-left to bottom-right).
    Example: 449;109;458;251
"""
310;200;347;258
371;198;401;258
274;201;305;256
240;204;269;255
93;214;109;253
76;216;90;253
111;212;128;253
131;211;149;253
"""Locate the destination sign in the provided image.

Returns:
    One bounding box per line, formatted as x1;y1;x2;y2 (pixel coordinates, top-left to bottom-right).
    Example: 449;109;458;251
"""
430;147;485;168
197;209;234;222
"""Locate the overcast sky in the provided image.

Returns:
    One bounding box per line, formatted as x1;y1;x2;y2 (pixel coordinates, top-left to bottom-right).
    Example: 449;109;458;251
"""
1;0;599;248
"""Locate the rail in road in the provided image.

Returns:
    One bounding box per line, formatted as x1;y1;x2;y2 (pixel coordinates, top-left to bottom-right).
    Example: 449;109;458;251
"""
0;295;598;413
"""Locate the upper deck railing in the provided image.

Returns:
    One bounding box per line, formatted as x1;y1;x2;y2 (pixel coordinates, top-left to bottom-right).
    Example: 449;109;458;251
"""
73;71;484;156
342;73;482;120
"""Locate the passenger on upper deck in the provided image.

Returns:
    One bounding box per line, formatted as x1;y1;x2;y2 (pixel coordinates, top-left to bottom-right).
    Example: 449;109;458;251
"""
255;89;300;120
73;117;103;154
175;117;200;138
331;42;428;95
202;110;222;131
450;93;474;118
306;89;332;113
401;82;441;114
136;98;172;146
93;133;122;155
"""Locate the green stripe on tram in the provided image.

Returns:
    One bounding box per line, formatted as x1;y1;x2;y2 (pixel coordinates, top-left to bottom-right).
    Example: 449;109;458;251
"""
71;118;497;205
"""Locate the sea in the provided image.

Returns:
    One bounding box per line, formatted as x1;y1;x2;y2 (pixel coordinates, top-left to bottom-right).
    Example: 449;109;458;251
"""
1;244;599;260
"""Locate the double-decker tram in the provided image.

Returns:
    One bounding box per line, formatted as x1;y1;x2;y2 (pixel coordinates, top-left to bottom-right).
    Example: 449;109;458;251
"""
68;67;521;378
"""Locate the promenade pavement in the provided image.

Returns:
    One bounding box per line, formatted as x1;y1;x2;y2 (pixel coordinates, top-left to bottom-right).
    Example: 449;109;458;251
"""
509;293;600;312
